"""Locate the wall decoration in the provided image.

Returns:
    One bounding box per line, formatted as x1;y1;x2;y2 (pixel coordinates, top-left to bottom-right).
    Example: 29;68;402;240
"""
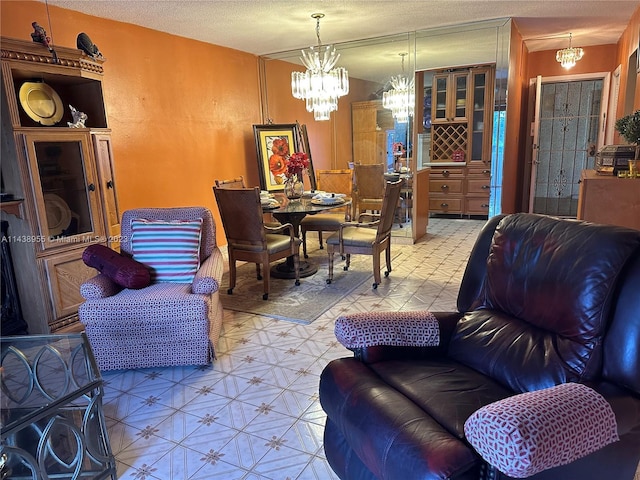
253;124;299;191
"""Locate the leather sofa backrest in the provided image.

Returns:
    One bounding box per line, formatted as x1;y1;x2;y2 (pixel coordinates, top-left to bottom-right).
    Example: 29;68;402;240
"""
450;213;640;393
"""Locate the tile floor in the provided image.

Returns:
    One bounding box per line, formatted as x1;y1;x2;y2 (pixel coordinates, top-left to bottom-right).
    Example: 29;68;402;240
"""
100;218;488;479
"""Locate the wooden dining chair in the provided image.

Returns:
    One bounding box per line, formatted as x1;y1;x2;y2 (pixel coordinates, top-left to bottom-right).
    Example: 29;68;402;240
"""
213;186;301;300
325;180;402;289
300;169;353;258
214;176;246;189
352;163;385;218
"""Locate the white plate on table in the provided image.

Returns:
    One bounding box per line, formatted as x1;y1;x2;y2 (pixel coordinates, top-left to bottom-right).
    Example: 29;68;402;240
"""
262;200;280;209
311;197;345;206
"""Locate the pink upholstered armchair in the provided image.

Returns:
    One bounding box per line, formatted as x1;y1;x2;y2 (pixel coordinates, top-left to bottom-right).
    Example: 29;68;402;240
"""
78;207;224;371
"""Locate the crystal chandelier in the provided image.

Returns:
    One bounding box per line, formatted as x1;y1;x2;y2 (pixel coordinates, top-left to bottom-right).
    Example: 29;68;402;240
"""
291;13;349;121
382;53;415;123
556;33;584;69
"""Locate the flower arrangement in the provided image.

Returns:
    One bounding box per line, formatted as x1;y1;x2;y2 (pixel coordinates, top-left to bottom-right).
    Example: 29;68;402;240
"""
285;152;309;178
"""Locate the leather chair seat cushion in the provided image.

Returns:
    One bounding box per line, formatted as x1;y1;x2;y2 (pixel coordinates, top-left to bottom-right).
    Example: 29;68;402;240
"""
326;226;376;247
230;234;300;254
300;213;344;228
82;244;151;289
320;357;513;479
464;383;619;478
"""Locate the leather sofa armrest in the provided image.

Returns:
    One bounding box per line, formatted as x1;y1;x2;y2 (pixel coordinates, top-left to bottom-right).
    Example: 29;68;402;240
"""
192;248;223;295
335;310;463;363
80;274;122;300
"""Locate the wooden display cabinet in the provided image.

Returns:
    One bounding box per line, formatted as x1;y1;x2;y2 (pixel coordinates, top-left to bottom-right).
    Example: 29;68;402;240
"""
1;37;120;333
352;100;394;165
425;65;494;216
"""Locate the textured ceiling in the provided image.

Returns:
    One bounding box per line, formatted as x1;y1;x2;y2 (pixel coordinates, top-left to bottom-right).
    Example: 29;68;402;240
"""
42;0;637;55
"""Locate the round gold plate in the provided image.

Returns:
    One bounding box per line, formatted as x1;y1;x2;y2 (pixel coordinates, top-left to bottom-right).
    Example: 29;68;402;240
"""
19;82;64;125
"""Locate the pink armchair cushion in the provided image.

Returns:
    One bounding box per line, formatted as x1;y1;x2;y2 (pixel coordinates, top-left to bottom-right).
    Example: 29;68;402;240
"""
464;383;619;478
191;251;221;295
82;244;151;289
335;311;440;349
80;273;123;299
131;218;203;282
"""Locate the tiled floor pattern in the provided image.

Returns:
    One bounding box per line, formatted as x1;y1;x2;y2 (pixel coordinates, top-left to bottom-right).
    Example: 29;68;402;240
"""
101;218;488;479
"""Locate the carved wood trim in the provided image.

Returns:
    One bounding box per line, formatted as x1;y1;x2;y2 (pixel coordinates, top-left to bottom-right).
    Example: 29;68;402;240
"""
1;37;104;76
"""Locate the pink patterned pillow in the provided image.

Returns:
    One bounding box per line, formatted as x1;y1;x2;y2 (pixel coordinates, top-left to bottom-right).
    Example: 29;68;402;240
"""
464;383;619;478
334;311;439;349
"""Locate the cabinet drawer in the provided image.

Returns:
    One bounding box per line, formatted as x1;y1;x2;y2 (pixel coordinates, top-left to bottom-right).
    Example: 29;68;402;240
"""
430;167;465;179
465;197;491;215
42;249;97;320
429;197;463;213
429;179;463;194
466;178;492;194
467;165;492;176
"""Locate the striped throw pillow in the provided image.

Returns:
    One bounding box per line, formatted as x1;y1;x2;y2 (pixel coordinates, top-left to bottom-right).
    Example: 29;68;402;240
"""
130;218;203;283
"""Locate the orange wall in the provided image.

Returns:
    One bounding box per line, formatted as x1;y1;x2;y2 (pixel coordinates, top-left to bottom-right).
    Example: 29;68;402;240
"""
526;44;619;79
1;0;264;247
509;5;640;211
5;1;639;225
502;25;527;213
615;5;640;116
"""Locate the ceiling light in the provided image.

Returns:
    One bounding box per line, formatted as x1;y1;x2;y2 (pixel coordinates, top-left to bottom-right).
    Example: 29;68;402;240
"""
556;33;584;69
291;13;349;121
382;53;415;123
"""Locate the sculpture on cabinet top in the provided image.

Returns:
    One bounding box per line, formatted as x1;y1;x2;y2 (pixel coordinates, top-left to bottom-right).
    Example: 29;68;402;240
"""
67;105;87;128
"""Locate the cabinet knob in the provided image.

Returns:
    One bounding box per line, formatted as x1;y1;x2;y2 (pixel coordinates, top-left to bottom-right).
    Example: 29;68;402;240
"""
481;185;490;189
481;203;489;208
440;203;449;208
106;180;114;189
442;170;450;177
482;169;490;174
441;184;449;190
88;183;96;192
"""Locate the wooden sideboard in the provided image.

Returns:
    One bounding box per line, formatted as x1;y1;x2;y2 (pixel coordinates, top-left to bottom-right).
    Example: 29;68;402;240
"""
577;169;640;230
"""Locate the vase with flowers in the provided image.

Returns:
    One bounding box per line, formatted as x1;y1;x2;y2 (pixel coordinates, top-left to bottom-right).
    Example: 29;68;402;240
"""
283;152;309;199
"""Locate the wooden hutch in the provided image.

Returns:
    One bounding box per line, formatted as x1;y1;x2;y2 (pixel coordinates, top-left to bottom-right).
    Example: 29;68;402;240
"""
419;65;495;217
1;37;119;333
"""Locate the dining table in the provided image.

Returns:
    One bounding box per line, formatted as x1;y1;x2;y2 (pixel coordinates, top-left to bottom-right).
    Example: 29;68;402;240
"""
263;193;352;279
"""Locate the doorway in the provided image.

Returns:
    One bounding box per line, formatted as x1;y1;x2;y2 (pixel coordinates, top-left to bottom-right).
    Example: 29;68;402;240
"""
528;75;608;216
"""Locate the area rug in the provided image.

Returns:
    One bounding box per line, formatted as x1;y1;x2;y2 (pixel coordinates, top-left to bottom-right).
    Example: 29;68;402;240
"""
219;246;389;324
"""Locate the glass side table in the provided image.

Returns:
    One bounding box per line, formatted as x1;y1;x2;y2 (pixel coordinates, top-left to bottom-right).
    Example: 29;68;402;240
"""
0;333;116;479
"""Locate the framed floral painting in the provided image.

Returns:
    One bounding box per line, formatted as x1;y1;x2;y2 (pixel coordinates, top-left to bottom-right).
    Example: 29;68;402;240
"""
253;124;299;191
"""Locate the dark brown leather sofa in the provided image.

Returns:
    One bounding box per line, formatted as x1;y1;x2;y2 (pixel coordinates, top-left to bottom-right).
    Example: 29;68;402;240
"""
319;213;640;480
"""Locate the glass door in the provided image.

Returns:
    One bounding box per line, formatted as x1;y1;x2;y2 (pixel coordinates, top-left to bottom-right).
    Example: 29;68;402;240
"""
470;70;487;161
22;130;104;250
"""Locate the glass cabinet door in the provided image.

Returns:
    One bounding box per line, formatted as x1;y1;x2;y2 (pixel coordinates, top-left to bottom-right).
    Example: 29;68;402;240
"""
471;71;486;161
22;130;104;250
453;73;468;121
433;75;448;121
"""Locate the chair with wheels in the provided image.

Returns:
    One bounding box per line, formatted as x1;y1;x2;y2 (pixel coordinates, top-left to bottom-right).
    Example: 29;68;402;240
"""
300;169;353;258
326;180;402;289
213;186;301;300
352;163;385;219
